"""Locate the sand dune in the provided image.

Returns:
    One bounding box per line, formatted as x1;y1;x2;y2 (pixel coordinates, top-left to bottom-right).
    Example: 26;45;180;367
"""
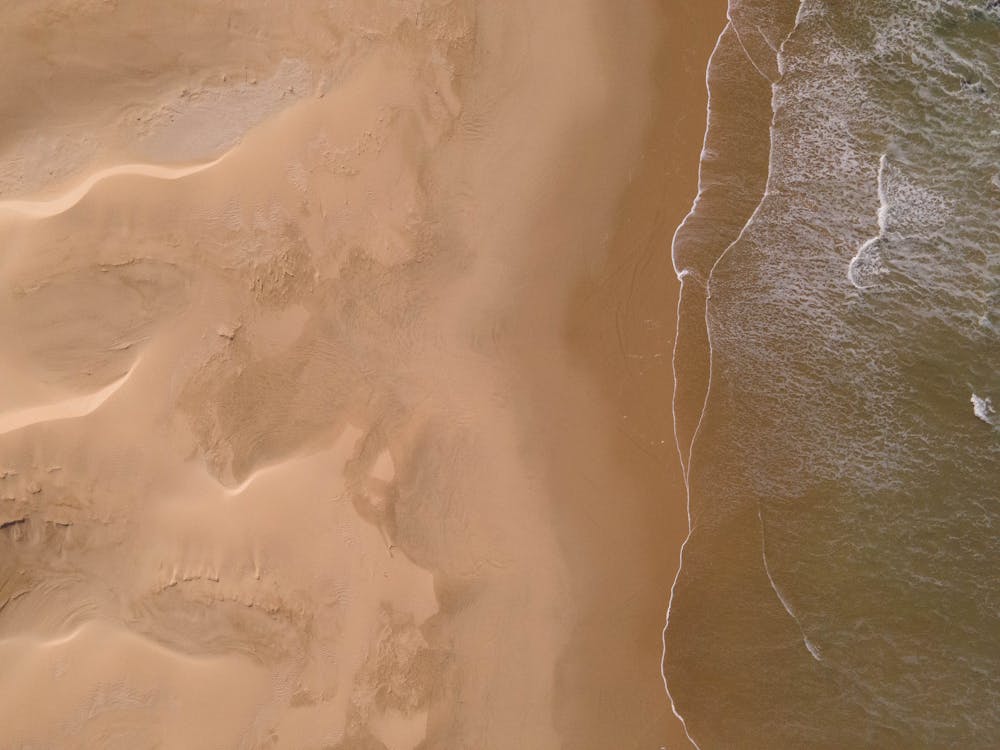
0;364;136;437
0;158;227;220
0;1;724;748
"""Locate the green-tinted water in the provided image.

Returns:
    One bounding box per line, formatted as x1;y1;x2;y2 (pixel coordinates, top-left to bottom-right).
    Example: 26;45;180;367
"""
666;1;1000;747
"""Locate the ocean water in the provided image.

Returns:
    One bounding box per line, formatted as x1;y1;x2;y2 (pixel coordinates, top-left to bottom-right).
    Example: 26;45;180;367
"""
665;1;999;747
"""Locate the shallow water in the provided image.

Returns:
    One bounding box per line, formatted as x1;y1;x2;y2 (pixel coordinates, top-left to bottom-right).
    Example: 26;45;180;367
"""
666;1;1000;747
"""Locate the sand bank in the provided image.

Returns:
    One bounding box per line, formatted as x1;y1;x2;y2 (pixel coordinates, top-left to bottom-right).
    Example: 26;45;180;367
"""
0;1;724;747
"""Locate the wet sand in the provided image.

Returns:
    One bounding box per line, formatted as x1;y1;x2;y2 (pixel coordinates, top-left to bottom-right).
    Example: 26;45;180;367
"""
0;1;725;748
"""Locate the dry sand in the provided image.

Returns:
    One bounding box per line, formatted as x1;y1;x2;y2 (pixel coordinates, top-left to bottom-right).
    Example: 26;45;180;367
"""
0;1;724;748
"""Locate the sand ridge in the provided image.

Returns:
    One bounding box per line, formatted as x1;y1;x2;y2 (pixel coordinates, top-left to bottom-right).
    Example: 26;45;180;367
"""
0;157;228;220
1;7;473;746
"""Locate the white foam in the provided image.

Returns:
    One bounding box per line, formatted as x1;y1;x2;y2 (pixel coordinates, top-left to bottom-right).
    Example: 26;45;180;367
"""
971;394;995;426
875;153;890;234
729;22;774;83
881;158;950;233
848;155;890;290
758;506;822;663
847;237;888;289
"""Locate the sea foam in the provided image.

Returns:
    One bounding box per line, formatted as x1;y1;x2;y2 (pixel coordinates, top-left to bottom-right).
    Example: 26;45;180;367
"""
971;393;996;426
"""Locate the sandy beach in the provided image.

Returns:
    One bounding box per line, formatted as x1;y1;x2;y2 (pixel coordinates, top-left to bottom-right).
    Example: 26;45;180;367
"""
0;1;724;748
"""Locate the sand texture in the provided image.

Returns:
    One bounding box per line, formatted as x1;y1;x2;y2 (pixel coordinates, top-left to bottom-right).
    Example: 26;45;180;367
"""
0;1;724;748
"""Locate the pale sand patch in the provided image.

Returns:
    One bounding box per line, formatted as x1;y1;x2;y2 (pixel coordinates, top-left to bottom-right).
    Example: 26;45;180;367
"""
0;363;135;437
0;620;271;749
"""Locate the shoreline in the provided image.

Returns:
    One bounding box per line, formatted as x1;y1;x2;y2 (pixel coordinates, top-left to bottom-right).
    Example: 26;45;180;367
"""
483;1;729;746
662;2;802;745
